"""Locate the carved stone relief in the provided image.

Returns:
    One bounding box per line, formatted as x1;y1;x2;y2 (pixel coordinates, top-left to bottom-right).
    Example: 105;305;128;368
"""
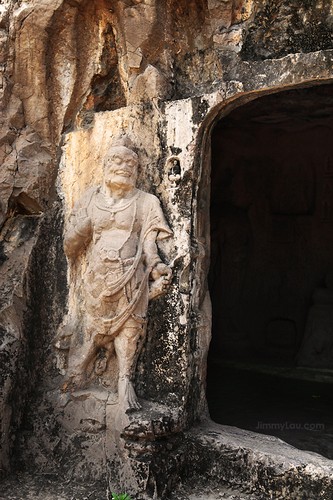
297;277;333;369
3;0;333;495
56;136;172;412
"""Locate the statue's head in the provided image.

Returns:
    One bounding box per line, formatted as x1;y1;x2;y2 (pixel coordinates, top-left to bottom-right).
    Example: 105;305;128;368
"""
103;135;139;191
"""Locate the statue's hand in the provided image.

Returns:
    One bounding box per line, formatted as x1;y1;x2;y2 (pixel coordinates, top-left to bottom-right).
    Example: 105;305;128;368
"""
151;263;171;282
149;263;172;300
64;210;92;259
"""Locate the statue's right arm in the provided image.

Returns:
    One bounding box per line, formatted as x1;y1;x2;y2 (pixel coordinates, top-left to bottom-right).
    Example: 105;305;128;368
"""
63;191;94;260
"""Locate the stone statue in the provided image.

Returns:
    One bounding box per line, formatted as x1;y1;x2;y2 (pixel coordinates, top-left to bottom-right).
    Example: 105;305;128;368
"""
297;275;333;369
62;136;172;411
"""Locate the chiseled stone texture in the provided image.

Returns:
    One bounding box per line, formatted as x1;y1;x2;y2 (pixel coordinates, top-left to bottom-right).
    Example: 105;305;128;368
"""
1;0;333;498
182;422;333;499
0;215;40;474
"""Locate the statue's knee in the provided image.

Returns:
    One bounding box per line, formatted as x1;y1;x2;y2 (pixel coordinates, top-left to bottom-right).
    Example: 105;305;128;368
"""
123;327;144;341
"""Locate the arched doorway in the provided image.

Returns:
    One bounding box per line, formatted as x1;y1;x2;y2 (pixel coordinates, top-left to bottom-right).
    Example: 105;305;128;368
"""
207;83;333;459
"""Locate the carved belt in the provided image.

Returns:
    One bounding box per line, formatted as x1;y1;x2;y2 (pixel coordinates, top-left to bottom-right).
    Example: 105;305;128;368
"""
100;249;137;265
103;257;136;267
102;249;121;261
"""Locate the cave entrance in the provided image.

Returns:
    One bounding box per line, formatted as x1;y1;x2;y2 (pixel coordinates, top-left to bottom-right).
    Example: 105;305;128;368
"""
207;84;333;459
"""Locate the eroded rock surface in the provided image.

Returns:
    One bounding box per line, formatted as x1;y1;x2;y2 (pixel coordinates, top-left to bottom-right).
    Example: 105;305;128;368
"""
1;1;333;498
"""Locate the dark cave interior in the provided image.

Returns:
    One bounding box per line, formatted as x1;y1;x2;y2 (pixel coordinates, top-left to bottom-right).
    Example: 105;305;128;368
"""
207;83;333;459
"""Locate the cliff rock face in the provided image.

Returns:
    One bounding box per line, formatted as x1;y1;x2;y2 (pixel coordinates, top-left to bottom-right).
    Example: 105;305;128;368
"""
1;1;333;498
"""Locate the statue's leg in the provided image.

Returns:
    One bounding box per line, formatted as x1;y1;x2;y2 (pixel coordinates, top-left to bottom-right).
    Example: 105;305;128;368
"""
114;322;145;411
65;308;109;389
64;343;97;390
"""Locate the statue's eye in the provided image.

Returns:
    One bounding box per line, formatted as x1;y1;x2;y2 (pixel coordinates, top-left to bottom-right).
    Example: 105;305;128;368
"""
114;157;122;165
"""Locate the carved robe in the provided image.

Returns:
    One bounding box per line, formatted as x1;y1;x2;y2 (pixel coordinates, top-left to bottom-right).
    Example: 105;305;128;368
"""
64;187;172;341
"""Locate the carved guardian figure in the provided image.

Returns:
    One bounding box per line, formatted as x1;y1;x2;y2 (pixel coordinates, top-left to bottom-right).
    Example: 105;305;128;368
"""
62;136;172;411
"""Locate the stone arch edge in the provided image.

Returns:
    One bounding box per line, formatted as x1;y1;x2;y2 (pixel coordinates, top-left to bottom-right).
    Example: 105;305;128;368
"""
179;52;333;499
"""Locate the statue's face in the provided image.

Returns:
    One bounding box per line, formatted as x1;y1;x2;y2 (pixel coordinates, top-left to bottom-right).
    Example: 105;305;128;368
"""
104;147;138;190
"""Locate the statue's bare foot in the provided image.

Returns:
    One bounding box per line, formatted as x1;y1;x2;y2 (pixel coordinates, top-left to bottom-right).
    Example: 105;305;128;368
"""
94;355;108;376
126;382;142;412
119;378;141;412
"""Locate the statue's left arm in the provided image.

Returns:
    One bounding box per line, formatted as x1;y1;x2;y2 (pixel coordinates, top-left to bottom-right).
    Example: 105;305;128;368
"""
141;194;173;298
144;231;171;277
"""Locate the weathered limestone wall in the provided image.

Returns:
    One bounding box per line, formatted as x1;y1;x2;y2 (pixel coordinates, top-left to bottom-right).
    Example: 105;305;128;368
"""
1;0;333;497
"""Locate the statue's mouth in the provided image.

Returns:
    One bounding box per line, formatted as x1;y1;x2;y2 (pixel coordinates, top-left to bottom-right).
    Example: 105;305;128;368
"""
114;170;132;177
